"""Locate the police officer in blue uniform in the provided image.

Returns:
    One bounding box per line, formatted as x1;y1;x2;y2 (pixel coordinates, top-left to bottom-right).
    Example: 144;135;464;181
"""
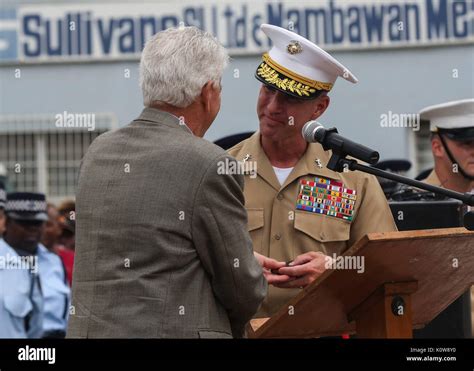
0;192;46;338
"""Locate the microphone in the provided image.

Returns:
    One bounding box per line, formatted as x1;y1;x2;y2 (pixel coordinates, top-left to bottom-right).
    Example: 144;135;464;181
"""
302;121;379;165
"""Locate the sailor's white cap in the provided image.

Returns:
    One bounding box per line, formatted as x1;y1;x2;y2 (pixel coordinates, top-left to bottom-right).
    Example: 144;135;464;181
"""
420;99;474;140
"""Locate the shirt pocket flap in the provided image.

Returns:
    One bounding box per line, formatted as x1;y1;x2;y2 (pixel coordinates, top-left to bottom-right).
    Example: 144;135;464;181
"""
3;294;33;318
294;210;350;242
246;208;264;232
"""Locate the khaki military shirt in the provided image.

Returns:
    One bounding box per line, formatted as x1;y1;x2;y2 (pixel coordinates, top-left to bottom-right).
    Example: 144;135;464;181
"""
424;169;442;187
424;169;473;209
228;132;398;318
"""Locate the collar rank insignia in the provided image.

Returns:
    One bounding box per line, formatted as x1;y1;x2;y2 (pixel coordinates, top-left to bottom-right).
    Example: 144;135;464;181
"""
296;177;357;222
242;154;251;162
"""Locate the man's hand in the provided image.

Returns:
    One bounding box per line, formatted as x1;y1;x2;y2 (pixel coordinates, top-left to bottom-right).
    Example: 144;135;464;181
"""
273;251;331;289
254;252;293;285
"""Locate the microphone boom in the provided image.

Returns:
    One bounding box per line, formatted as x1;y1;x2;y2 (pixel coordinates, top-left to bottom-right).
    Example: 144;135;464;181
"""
302;121;379;165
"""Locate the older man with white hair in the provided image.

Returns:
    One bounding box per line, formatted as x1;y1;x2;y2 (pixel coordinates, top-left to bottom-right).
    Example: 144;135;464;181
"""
67;27;282;338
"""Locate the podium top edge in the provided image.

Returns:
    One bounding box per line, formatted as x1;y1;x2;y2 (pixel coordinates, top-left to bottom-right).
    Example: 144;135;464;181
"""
366;227;473;242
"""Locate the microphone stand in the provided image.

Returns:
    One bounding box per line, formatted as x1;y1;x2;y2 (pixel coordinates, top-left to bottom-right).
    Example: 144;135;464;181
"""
326;152;474;230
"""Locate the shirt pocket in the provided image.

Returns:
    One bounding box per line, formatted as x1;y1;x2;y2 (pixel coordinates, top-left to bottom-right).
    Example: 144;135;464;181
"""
246;208;264;254
3;293;33;319
293;210;350;256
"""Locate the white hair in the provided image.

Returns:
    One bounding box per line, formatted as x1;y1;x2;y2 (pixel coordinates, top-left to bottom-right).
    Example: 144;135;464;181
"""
139;26;229;108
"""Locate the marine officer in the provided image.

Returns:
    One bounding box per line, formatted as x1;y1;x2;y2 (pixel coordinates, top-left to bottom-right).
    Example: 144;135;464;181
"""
229;24;397;318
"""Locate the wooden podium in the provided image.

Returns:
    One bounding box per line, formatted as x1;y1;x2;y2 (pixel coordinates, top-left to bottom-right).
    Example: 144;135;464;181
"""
249;228;474;339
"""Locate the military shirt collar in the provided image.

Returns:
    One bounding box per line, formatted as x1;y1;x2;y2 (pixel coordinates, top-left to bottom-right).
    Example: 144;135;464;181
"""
237;132;341;191
424;169;442;187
